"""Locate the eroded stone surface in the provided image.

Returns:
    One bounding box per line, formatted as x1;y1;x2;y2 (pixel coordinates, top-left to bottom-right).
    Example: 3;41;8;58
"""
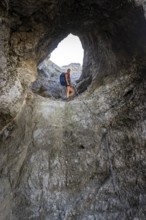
0;71;146;220
1;0;146;128
0;1;146;219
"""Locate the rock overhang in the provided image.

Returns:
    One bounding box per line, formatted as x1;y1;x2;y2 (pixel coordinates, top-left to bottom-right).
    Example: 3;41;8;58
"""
3;0;145;68
0;1;146;220
0;0;146;129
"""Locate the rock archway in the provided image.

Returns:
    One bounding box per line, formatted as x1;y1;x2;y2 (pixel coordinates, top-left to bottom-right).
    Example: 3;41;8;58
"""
1;0;146;129
1;0;146;130
0;1;146;220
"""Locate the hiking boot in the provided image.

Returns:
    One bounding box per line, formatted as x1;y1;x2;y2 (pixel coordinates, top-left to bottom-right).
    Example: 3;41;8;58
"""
66;94;76;102
66;97;71;102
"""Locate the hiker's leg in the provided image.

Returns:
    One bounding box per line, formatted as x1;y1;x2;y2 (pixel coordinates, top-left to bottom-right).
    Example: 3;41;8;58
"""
69;86;75;97
66;86;70;98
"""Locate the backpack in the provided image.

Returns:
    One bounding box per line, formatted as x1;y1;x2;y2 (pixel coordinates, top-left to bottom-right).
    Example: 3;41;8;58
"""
60;72;66;86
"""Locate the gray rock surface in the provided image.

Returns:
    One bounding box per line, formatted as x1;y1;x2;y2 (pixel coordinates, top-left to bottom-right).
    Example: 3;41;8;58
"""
1;0;146;128
0;1;146;219
0;71;146;220
32;59;64;98
38;58;62;80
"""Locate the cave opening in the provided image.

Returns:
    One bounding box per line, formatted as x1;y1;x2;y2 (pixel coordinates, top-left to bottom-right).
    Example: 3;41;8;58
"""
0;0;146;127
50;33;84;67
31;33;84;100
1;1;146;219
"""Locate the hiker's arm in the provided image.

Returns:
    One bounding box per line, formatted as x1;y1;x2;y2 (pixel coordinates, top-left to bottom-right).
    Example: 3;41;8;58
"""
65;73;70;86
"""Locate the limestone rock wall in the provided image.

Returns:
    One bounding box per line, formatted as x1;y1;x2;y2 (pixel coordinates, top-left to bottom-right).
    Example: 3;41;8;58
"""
0;71;146;220
0;0;146;219
1;0;146;128
0;13;46;130
0;17;24;130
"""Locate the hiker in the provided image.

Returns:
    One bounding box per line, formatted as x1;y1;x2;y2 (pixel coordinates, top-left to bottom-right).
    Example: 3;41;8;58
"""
65;68;75;100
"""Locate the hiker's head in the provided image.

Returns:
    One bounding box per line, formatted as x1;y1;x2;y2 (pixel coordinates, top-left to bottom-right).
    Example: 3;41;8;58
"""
67;68;71;73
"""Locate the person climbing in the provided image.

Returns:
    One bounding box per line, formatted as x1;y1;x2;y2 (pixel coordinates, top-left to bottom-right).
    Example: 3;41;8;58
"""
65;68;75;101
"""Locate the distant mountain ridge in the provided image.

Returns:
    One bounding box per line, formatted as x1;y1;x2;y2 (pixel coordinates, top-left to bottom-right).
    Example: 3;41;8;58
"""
61;63;82;74
38;59;82;78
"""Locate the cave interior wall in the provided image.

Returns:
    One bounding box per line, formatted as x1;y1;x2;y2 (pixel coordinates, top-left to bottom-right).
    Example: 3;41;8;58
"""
0;1;146;219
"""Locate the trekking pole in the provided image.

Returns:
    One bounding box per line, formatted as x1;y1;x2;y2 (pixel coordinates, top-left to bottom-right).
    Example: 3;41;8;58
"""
73;84;79;96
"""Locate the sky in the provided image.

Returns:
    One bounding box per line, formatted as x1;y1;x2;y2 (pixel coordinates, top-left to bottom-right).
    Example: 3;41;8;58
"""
50;34;84;67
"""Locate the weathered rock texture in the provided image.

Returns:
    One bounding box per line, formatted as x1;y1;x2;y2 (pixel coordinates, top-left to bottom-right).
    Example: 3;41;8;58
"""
1;72;146;220
1;0;146;127
0;0;146;219
31;59;63;98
